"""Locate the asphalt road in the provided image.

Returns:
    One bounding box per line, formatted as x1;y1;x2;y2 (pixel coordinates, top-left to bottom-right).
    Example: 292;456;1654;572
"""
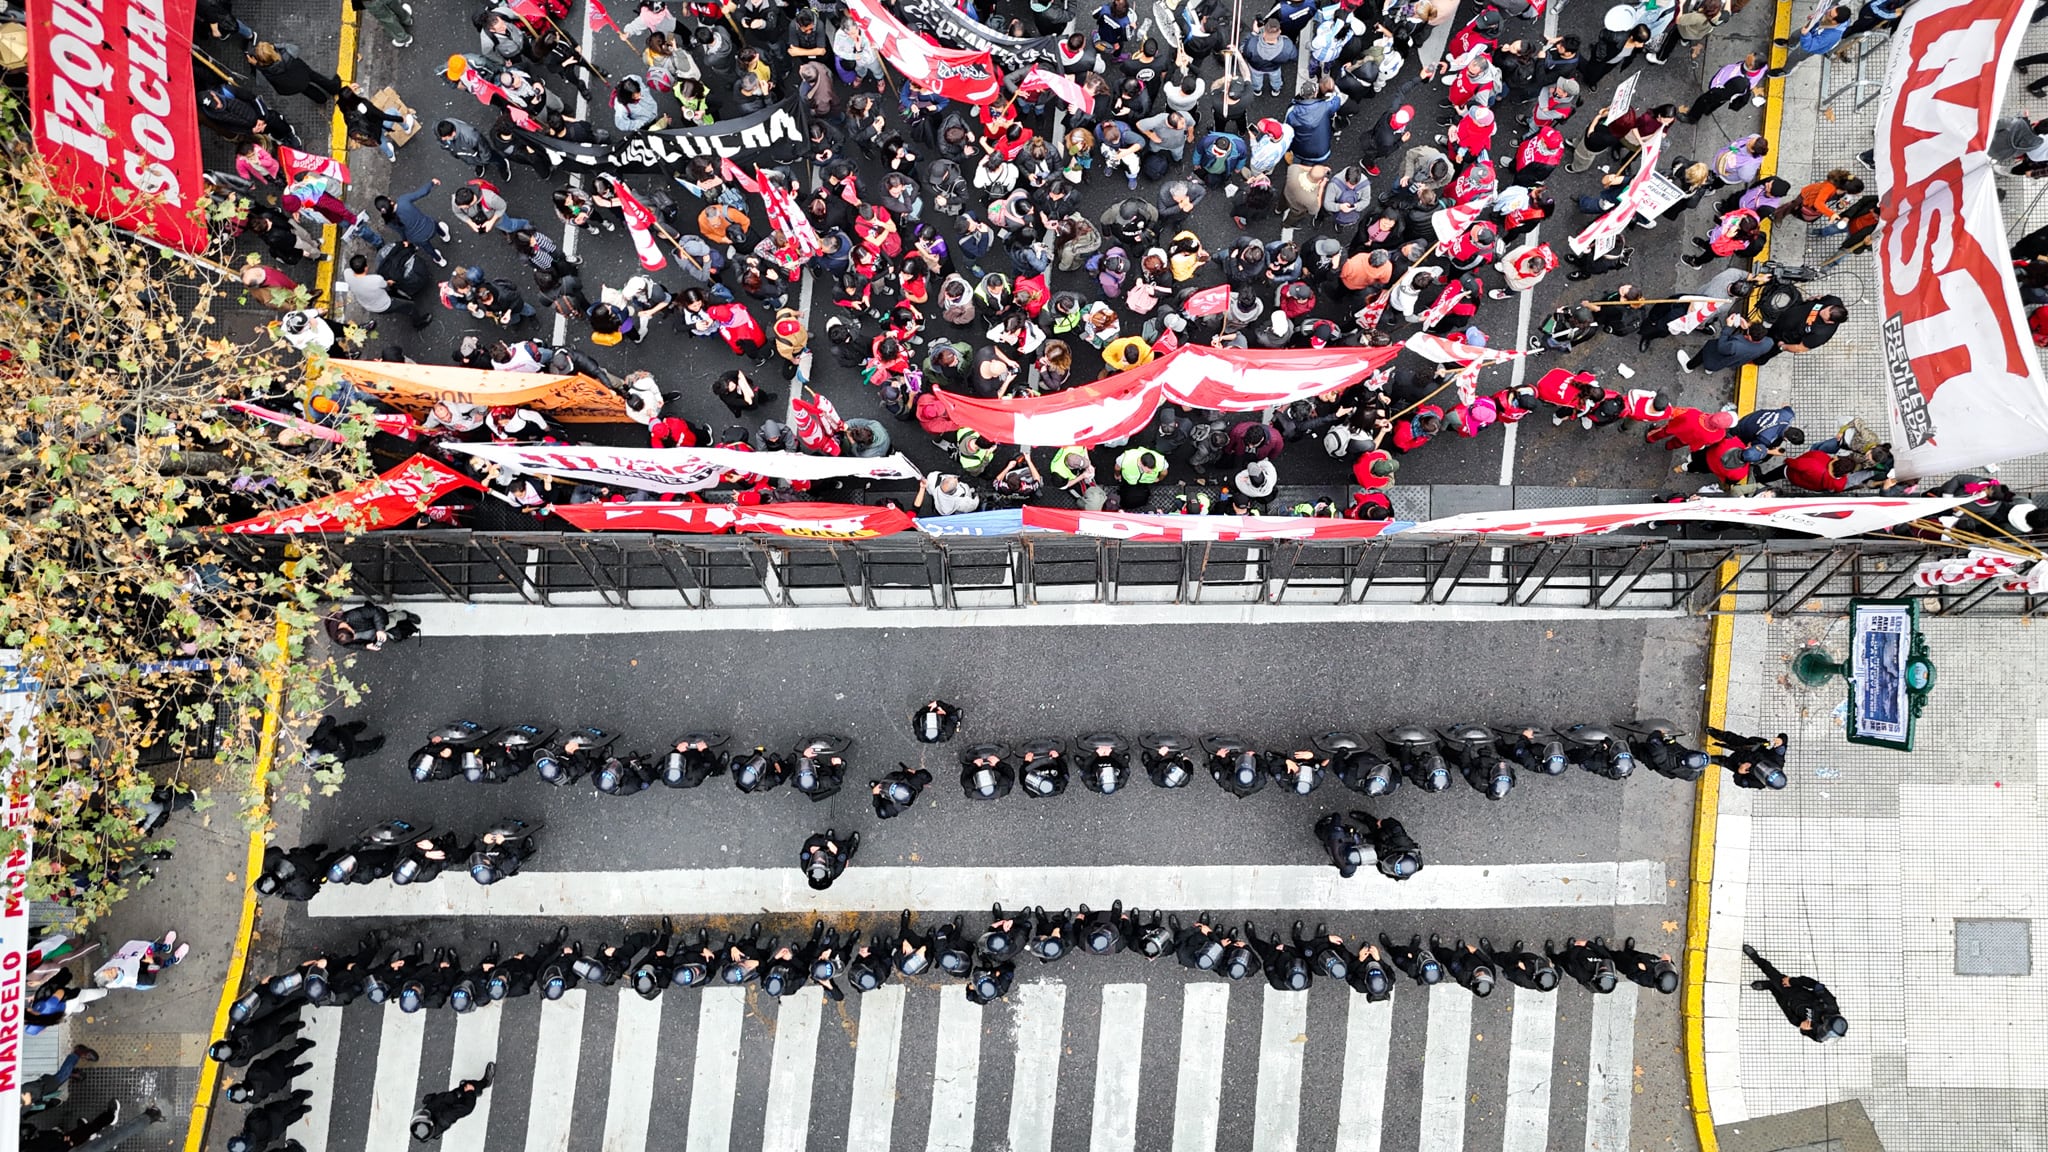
336;0;1789;499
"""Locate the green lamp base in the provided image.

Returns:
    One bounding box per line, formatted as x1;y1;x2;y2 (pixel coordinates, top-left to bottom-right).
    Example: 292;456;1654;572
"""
1793;649;1847;687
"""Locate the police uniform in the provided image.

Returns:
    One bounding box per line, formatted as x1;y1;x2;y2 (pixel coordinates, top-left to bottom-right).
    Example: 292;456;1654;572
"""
1438;936;1498;997
1547;938;1620;993
1493;940;1561;992
1380;933;1444;985
1746;946;1846;1041
800;830;858;890
913;699;962;743
1609;937;1680;994
959;744;1015;801
1315;812;1369;878
871;765;934;817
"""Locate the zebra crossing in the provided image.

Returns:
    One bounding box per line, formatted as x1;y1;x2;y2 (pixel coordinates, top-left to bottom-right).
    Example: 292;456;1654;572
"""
275;972;1647;1152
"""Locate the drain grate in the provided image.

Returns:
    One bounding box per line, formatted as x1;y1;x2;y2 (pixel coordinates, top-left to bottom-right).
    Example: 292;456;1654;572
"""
1954;918;2032;976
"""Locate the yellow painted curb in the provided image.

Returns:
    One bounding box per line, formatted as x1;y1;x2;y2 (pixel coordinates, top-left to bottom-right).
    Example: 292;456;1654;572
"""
312;0;360;307
1684;6;1798;1145
182;618;293;1152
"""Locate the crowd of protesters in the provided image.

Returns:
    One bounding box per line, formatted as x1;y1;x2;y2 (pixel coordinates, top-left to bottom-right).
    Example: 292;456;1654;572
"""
184;0;1946;524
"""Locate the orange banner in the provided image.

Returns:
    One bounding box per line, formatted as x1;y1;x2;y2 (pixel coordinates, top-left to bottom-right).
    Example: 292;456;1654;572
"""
333;360;630;423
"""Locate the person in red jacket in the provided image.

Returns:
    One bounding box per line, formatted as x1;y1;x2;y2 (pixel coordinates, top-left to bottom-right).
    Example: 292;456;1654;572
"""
1352;447;1399;489
1783;450;1850;493
1689;435;1754;488
1533;368;1598;426
1390;406;1444;453
1646;406;1735;452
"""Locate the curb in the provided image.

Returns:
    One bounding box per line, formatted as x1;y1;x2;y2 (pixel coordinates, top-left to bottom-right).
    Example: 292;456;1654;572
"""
1684;4;1798;1147
182;618;294;1152
312;1;361;309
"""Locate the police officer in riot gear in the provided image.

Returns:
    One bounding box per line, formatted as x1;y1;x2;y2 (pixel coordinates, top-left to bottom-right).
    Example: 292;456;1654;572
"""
1381;932;1445;985
535;727;614;786
1247;922;1313;991
467;724;553;783
1321;731;1399;797
717;922;767;986
467;818;541;885
578;931;658;987
628;919;676;998
1295;921;1351;982
846;933;895;993
1708;727;1789;790
1620;718;1709;782
1017;738;1069;798
1078;902;1128;956
800;829;859;890
538;934;585;1000
1268;747;1327;796
1077;733;1132;794
326;820;424;885
1381;724;1451;792
1440;723;1516;801
1547;938;1621;993
959;742;1015;801
1348;941;1396;1000
760;933;811;999
662;733;731;788
930;915;975;976
1495;725;1570;776
669;929;717;990
1358;810;1423;879
871;764;934;818
1026;907;1075;962
891;910;939;977
1176;913;1229;973
1437;936;1497;997
1127;909;1179;959
410;1063;493;1142
1217;927;1263;983
1562;723;1636;779
256;843;332;901
1493;939;1560;991
966;959;1016;1004
397;947;460;1012
1744;944;1847;1042
732;745;791;794
409;720;486;783
1139;733;1198;788
977;904;1024;963
1315;811;1371;878
594;751;658;796
393;829;469;885
913;699;962;743
1607;937;1680;994
1202;734;1266;798
808;923;856;1001
792;735;852;801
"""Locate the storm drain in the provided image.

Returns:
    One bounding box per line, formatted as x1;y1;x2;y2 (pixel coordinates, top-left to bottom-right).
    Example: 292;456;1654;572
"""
1954;918;2032;976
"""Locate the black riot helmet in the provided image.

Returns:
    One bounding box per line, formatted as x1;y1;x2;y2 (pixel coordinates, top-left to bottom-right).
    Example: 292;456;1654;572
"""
1379;850;1422;880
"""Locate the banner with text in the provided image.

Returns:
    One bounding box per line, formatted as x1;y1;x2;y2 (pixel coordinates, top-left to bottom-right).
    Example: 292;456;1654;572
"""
1021;508;1406;541
891;0;1060;66
552;501;916;538
934;345;1405;446
222;455;482;534
445;443;922;494
844;0;1001;103
1875;0;2048;477
29;0;207;250
0;651;36;1145
510;97;806;176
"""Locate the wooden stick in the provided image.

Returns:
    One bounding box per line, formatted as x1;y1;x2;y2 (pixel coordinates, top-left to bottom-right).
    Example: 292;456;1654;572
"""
1582;295;1729;309
192;47;243;85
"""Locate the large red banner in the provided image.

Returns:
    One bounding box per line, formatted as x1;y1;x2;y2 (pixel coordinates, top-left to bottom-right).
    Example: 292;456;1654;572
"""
552;501;916;538
29;0;208;251
1021;507;1403;541
842;0;1001;103
934;345;1404;447
221;455;482;535
1876;0;2048;476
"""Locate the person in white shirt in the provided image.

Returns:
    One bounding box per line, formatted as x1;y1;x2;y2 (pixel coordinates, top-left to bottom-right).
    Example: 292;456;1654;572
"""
915;471;981;516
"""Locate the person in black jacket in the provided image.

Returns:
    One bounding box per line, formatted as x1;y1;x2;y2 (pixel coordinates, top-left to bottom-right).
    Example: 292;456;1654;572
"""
209;1006;303;1066
412;1065;495;1142
225;1039;316;1104
1745;945;1847;1041
912;699;961;742
871;764;933;818
1708;727;1789;790
255;843;331;901
324;603;420;650
247;41;343;105
800;829;859;890
225;1089;312;1151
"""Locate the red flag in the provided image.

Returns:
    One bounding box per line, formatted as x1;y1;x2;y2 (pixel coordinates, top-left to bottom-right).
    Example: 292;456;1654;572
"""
1017;65;1096;114
221;455;482;534
719;156;762;194
279;146;350;186
759;169;824;259
553;501;915;538
842;0;1002;103
586;0;621;34
1356;292;1390;331
788;389;846;456
610;178;668;271
1183;284;1231;317
1419;282;1469;329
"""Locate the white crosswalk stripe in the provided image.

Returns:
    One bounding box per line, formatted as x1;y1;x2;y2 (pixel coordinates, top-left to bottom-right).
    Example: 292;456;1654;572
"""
287;976;1648;1152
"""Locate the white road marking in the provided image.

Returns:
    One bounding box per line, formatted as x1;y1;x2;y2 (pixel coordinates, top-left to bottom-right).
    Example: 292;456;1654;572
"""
312;861;1669;919
600;989;664;1152
1170;983;1231;1152
393;600;1685;637
1582;984;1639;1152
686;988;746;1152
1007;981;1068;1152
1252;987;1310;1152
1089;984;1146;1152
524;990;585;1152
1501;984;1559;1152
925;985;983;1152
1418;984;1473;1152
1332;993;1393;1152
363;1008;426;1152
1500;0;1563;488
761;987;825;1152
283;1005;344;1152
846;985;907;1152
442;1007;503;1152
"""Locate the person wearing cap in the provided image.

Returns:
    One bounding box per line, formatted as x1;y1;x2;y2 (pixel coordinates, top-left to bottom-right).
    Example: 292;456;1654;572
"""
1745;945;1848;1041
800;829;859;890
1359;105;1413;176
1193;130;1248;186
1246;117;1293;175
410;1064;494;1143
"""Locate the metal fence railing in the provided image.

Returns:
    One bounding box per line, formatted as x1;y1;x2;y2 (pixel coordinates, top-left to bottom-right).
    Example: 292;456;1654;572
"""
222;532;2045;618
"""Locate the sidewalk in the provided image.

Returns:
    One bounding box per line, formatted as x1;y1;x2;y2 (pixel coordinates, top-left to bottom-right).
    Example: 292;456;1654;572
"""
1696;23;2048;1151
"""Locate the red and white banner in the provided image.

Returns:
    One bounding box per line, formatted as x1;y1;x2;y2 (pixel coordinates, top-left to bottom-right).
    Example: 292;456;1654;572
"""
933;345;1404;446
788;389;846;455
29;0;207;251
1569;132;1664;257
1017;65;1095;114
222;455;483;534
611;178;667;271
280;146;350;186
1404;333;1522;367
842;0;1002;103
1408;496;1976;539
1022;507;1404;541
1876;0;2048;477
1431;199;1484;243
443;443;922;493
1912;547;2030;588
0;651;37;1144
1182;284;1232;317
552;501;916;538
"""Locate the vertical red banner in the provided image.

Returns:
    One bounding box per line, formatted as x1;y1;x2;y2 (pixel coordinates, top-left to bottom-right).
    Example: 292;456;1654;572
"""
28;0;210;251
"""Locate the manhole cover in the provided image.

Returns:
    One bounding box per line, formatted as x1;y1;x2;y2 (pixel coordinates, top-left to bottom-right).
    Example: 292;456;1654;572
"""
1955;919;2032;976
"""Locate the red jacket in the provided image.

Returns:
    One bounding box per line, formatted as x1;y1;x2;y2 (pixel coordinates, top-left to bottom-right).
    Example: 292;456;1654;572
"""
1703;436;1752;485
1649;407;1732;450
1534;368;1595;408
1786;450;1848;492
